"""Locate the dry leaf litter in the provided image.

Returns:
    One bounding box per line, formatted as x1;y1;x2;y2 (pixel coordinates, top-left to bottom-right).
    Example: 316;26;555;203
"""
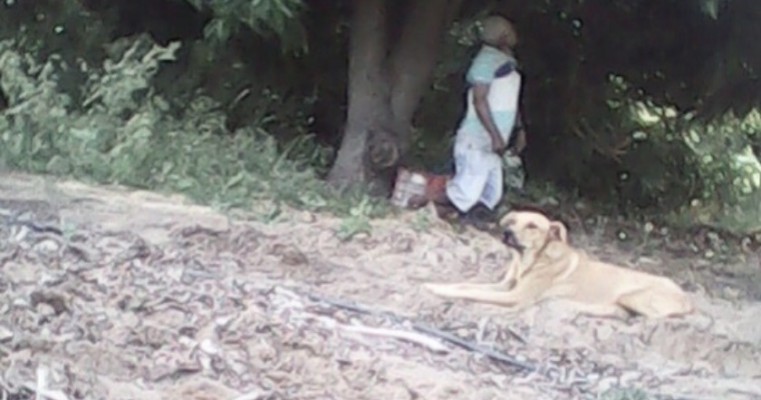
0;171;759;400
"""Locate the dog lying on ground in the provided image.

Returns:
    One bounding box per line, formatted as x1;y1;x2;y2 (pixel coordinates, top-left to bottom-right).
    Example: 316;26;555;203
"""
424;210;693;319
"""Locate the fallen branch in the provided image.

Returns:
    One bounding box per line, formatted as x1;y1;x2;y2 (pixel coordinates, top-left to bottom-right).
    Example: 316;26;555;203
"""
23;366;70;400
411;323;536;371
1;211;63;236
299;289;537;372
338;323;449;354
230;390;275;400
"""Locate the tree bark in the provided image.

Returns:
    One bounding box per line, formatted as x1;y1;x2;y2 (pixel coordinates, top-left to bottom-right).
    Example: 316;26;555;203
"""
327;0;463;193
326;0;390;189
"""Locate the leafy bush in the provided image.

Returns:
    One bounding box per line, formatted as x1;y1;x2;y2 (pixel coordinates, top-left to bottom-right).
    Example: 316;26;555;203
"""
593;76;761;234
184;0;307;54
0;35;387;221
667;109;761;233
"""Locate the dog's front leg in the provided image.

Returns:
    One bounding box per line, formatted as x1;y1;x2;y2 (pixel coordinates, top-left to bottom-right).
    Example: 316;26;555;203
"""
499;248;524;287
424;278;548;310
423;281;511;294
423;251;523;294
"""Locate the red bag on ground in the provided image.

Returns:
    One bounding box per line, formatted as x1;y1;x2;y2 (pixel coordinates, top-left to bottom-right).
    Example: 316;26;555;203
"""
391;167;451;209
424;174;450;201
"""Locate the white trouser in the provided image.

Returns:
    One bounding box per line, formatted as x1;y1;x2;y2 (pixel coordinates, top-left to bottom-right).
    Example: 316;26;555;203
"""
445;141;503;213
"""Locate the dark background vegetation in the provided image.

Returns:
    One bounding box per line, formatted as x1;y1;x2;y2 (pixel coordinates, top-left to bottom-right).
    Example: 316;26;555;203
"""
0;0;759;236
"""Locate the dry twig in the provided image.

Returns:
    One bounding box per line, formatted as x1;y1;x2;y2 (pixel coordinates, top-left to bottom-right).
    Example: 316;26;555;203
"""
298;288;538;372
338;323;449;354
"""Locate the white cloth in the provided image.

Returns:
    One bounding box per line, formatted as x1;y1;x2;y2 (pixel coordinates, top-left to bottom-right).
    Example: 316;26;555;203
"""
445;142;503;212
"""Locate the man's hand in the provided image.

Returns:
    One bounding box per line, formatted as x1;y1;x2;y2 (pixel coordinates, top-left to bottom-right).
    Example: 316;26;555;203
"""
491;135;507;154
510;129;527;155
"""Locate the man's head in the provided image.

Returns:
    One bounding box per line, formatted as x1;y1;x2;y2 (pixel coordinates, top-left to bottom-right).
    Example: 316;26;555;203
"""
480;15;518;50
499;210;568;253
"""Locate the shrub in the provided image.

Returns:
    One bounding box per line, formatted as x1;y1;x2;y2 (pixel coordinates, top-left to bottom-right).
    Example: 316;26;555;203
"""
0;35;387;221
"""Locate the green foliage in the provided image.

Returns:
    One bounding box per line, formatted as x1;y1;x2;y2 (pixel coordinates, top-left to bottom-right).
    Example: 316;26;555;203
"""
185;0;308;54
598;387;650;400
3;0;759;238
568;74;704;212
667;110;761;233
336;196;374;241
599;76;761;234
410;211;432;233
0;36;386;225
700;0;720;19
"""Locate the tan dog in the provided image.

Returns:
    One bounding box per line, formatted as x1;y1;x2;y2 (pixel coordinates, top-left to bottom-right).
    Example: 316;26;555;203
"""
424;210;693;319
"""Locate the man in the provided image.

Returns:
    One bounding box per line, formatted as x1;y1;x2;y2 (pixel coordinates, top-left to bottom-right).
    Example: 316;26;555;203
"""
444;15;527;222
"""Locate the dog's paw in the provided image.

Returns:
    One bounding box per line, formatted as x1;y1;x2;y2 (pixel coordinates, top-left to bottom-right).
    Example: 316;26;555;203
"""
423;283;457;297
422;283;445;295
422;283;437;292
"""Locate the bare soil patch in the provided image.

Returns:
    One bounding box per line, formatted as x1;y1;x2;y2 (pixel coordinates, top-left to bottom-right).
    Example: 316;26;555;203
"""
0;171;759;400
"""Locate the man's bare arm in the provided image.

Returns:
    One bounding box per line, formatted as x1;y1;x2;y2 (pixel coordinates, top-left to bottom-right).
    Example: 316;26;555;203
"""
472;83;505;153
512;129;527;154
511;112;527;154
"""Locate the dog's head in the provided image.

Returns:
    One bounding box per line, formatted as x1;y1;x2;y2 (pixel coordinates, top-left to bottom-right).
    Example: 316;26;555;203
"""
499;210;568;253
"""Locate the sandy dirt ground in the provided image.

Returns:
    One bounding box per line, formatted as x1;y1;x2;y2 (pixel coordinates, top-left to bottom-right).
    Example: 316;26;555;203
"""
0;171;759;400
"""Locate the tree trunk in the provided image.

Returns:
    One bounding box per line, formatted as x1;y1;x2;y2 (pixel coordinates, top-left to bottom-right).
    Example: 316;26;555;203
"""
326;0;390;189
327;0;463;194
389;0;463;155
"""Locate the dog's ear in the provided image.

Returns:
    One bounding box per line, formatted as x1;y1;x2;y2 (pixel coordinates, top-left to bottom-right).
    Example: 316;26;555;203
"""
548;221;568;243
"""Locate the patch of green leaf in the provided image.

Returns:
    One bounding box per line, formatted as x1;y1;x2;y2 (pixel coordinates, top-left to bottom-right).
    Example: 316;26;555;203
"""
598;387;650;400
0;36;386;228
189;0;308;54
